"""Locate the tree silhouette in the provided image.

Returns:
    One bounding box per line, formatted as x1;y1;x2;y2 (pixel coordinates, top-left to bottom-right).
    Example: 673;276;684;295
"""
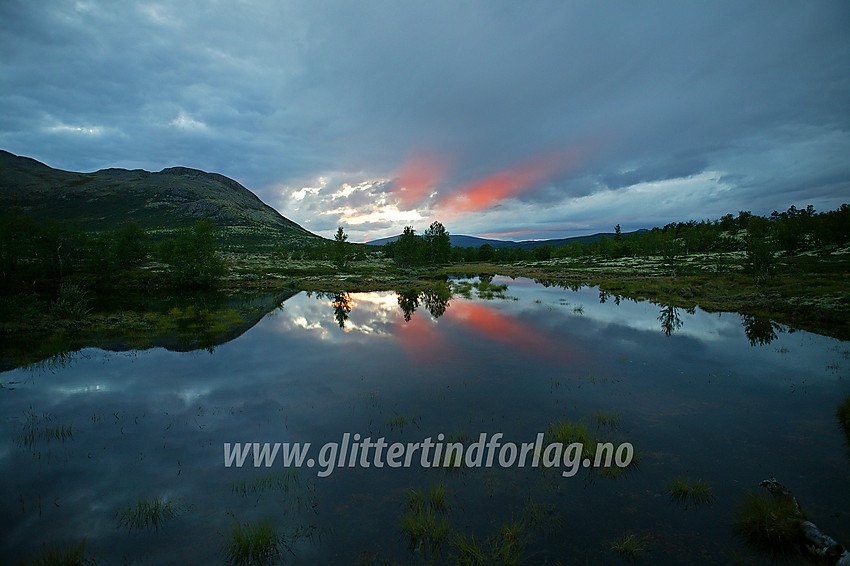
331;292;352;328
397;289;420;322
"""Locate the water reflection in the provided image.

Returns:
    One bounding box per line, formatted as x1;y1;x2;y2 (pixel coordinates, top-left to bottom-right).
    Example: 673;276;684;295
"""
2;279;802;377
397;289;420;322
330;292;352;328
0;291;297;372
656;304;696;336
422;285;451;319
742;314;783;346
1;277;847;565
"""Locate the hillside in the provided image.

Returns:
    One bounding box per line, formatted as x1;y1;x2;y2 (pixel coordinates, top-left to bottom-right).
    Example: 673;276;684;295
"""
366;230;646;250
0;150;319;250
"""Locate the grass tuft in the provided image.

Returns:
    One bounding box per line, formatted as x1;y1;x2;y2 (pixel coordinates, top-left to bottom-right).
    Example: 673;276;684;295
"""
733;491;803;555
610;532;645;561
19;539;96;566
666;475;715;508
594;410;622;430
401;483;450;553
224;519;286;566
117;496;181;532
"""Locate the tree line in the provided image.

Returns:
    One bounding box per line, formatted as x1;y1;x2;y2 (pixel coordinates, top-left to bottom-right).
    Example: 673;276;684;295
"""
0;208;225;294
381;204;848;270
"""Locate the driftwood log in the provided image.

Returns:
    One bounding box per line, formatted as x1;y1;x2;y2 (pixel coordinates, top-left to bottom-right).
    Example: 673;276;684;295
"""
759;478;850;565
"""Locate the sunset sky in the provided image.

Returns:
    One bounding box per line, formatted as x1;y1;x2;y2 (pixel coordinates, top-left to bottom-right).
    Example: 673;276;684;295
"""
1;1;848;242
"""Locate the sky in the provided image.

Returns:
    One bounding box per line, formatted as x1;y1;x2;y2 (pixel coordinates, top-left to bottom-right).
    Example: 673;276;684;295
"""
1;1;848;242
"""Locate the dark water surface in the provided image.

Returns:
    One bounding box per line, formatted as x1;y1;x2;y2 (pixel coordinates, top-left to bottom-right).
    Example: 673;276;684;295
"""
1;276;848;564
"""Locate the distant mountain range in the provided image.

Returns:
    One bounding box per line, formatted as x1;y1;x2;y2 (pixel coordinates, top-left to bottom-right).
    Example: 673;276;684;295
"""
366;230;646;250
0;150;319;250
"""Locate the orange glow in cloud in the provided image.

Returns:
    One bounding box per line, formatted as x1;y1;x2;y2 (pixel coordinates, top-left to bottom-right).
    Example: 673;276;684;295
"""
391;153;450;209
436;147;589;217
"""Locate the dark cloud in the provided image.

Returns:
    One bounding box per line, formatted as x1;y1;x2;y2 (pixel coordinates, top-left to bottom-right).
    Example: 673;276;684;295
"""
1;1;848;241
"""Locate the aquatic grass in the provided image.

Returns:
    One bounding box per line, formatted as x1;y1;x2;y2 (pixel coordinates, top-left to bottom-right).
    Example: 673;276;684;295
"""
16;424;73;448
400;507;450;552
491;518;528;565
594;410;622;430
16;410;73;449
452;518;528;565
401;483;450;553
232;469;318;513
522;498;562;532
439;432;470;473
610;532;645;561
452;532;487;565
546;418;593;445
733;491;803;555
19;539;96;566
382;413;420;433
404;482;448;513
666;476;715;508
224;519;286;565
232;469;302;496
118;496;181;532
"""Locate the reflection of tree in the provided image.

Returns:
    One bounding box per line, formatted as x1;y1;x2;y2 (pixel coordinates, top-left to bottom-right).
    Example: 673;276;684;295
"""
658;304;683;336
397;289;421;322
534;279;584;292
742;314;781;346
423;285;452;319
478;273;493;284
599;289;609;303
331;292;352;328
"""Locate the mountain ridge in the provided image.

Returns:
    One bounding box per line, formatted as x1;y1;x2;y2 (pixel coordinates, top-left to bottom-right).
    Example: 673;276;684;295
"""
0;150;319;250
365;230;646;250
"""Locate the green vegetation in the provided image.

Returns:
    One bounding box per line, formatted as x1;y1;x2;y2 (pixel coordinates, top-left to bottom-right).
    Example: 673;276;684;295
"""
2;175;849;372
610;532;646;561
49;281;90;320
382;413;420;433
333;226;352;270
451;518;528;565
224;519;287;566
521;498;562;533
401;483;451;553
18;539;96;566
594;410;622;430
451;278;511;301
383;221;451;267
117;496;182;532
155;218;226;287
231;469;318;513
545;415;639;478
665;476;715;508
16;410;73;449
733;491;803;555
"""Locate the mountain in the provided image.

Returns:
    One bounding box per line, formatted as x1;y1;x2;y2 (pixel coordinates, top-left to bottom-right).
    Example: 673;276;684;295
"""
0;150;319;250
366;234;516;248
365;230;646;250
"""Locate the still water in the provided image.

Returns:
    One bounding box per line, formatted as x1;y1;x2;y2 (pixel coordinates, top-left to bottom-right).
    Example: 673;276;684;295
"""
1;276;848;564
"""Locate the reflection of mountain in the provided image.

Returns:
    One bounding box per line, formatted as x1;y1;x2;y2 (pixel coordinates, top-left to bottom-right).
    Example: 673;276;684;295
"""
1;291;297;372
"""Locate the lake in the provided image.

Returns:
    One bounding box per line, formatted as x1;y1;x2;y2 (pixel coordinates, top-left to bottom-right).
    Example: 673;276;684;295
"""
1;276;848;564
